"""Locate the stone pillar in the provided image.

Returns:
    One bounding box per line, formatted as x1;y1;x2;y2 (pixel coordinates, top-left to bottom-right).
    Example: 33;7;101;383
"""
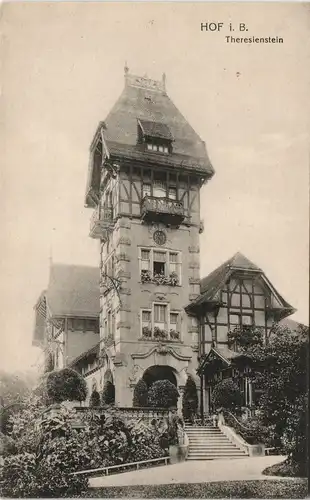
178;385;185;417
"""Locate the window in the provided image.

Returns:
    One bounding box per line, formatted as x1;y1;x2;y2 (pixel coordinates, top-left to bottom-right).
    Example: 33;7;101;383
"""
107;311;112;337
154;304;167;324
140;304;181;340
153;181;166;198
168;187;177;200
142;183;151;198
141;249;151;271
153;251;166;276
146;143;169;153
170;312;179;330
229;313;253;327
139;248;181;284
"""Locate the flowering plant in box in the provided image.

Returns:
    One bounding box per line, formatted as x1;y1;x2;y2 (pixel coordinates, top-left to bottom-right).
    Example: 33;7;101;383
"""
142;326;152;339
154;327;168;340
170;329;180;340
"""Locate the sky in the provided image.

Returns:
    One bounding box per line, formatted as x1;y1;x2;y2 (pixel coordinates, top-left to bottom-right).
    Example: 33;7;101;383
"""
1;2;309;373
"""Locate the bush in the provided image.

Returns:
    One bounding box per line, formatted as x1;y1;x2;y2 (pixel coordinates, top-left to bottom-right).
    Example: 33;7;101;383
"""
101;381;115;405
132;379;148;407
147;380;179;409
182;376;198;420
126;420;166;463
211;378;242;412
0;452;38;498
46;368;87;404
89;390;101;408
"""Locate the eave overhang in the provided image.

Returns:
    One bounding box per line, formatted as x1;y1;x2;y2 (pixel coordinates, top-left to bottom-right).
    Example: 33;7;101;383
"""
197;347;251;376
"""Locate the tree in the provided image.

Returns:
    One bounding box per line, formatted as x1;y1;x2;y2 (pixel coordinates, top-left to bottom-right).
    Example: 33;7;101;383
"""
101;381;115;405
0;371;30;407
182;375;198;420
132;379;148;407
89;390;101;408
46;368;87;404
147;380;179;409
251;325;308;474
211;378;242;412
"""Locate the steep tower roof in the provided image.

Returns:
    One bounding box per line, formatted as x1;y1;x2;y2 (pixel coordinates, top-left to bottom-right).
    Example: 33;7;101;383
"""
86;70;214;206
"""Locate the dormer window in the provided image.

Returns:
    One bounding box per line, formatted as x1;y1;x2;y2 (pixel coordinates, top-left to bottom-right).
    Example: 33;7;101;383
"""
138;119;173;154
146;143;169;154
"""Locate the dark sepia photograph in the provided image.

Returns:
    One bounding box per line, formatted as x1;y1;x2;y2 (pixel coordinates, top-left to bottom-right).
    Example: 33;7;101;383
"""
0;2;309;498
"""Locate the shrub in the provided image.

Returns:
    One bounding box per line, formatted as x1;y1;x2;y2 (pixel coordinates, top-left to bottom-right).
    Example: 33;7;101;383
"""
182;375;198;420
147;380;179;409
211;378;242;412
132;379;148;407
0;452;38;498
89;390;101;408
46;368;87;404
101;381;115;405
126;421;165;463
0;432;16;457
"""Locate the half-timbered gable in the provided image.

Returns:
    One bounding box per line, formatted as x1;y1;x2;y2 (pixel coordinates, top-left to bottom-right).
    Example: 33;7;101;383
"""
32;264;100;371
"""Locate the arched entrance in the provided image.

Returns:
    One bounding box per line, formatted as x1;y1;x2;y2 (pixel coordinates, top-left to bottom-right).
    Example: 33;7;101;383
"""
142;365;177;388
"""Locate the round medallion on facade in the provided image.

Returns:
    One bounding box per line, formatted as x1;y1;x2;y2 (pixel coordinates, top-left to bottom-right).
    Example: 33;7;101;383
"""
153;230;167;246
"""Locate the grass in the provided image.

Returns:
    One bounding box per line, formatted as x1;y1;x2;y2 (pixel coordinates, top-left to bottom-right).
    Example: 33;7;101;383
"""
88;479;308;498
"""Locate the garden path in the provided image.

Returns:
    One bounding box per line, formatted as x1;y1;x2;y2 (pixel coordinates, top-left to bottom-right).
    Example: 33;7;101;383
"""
90;455;288;488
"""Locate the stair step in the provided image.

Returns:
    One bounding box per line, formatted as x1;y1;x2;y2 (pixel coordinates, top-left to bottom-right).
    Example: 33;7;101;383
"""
189;443;239;450
188;452;246;456
187;456;247;460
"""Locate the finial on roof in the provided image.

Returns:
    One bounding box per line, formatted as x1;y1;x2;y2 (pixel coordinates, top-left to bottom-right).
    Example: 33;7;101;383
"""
124;61;129;75
162;72;166;91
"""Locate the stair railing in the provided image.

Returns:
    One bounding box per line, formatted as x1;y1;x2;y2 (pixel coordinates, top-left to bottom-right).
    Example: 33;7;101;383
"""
218;409;256;442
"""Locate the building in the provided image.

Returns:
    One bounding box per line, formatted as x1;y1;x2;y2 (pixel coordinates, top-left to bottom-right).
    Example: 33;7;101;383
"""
84;69;214;411
33;69;298;414
186;252;295;415
33;263;100;373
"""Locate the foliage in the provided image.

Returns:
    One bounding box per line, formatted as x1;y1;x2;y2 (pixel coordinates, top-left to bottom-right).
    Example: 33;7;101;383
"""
89;390;101;408
263;457;307;478
170;329;180;340
102;381;115;405
0;371;30;407
147;380;179;409
7;394;45;454
153;327;168;340
211;378;242;412
126;421;166;462
227;326;264;351
0;396;169;498
140;270;179;286
166;413;185;445
250;325;308;470
182;375;198;420
132;379;148;407
46;368;87;404
0;452;38;498
142;326;152;338
0;432;16;457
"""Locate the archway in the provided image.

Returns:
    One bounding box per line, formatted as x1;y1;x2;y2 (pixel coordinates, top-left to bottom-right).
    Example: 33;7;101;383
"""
142;365;177;388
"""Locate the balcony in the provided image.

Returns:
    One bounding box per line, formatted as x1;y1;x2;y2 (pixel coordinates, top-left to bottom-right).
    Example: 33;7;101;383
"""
141;196;184;226
89;206;114;240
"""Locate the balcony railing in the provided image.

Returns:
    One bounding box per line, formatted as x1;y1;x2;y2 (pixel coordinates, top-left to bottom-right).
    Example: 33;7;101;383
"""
89;206;114;240
141;196;184;225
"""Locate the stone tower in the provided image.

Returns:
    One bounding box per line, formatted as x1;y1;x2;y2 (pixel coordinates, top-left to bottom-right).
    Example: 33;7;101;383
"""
85;70;214;409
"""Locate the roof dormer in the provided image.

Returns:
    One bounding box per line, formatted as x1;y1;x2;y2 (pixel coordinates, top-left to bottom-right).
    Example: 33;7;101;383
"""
137;119;173;154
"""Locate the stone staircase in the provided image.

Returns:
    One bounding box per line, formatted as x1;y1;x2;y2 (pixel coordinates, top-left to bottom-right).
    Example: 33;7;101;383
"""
185;424;248;460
